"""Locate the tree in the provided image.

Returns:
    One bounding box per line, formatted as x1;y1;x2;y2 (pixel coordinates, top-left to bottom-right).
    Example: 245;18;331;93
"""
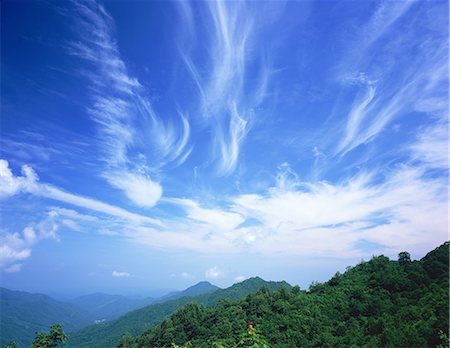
1;341;18;348
30;324;68;348
117;333;135;348
236;324;270;348
398;251;411;266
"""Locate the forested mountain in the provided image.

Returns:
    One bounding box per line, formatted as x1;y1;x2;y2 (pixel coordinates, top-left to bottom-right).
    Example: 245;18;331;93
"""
0;281;220;347
128;242;449;348
158;282;219;302
0;288;93;347
66;278;289;347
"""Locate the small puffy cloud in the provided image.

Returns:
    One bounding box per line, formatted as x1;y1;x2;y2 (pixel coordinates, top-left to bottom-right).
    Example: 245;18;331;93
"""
0;226;36;270
112;270;131;277
181;271;194;279
0;212;62;271
0;245;31;269
0;159;38;198
0;208;85;272
205;266;224;279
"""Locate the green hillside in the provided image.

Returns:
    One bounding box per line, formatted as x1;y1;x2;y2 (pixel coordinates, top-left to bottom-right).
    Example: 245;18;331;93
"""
156;281;219;303
0;288;93;347
130;242;449;347
66;278;289;347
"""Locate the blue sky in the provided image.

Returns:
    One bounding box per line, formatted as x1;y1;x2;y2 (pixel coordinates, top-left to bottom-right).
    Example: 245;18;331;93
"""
1;0;448;296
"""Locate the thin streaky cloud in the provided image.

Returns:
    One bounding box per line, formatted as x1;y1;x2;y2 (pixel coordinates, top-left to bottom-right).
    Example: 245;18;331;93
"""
67;0;192;206
178;1;271;175
1;0;447;287
0;159;162;227
333;4;447;158
336;81;376;156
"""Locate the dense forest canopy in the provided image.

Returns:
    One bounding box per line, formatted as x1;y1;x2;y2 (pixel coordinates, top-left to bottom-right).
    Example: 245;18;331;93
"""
124;242;449;348
1;243;447;348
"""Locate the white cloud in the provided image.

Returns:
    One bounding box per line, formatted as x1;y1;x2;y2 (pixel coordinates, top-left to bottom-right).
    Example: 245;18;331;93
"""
178;2;271;175
112;270;131;277
125;159;447;259
336;81;376;155
40;184;162;226
234;275;247;282
107;173;162;208
181;271;194;279
232;165;447;257
0;159;38;198
61;219;81;232
0;159;161;226
168;198;244;231
409;122;448;170
0;213;60;271
332;3;446;158
49;207;98;222
2;150;446;263
0;245;31;270
67;0;191;207
4;263;23;273
205;266;224;279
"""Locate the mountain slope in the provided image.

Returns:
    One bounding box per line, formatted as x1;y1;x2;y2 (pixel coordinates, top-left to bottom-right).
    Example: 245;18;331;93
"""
0;288;93;347
158;281;219;302
132;242;449;348
69;293;155;321
66;278;290;347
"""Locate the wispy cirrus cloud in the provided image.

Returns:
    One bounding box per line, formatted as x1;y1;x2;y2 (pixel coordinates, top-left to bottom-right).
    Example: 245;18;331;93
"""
332;2;448;158
1;152;446;269
409;122;448;170
65;0;192;207
232;164;447;257
0;157;162;272
178;1;271;175
127;161;446;259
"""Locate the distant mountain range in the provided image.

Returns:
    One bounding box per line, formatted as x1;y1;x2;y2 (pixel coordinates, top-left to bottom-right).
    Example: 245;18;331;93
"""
0;288;92;347
2;243;448;348
66;277;289;348
157;281;219;302
68;293;155;322
0;280;221;347
131;243;449;348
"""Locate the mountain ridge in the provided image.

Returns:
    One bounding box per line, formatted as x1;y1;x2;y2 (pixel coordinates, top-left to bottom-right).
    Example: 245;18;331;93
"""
131;242;449;347
0;287;93;348
0;280;221;347
157;281;219;302
66;277;290;347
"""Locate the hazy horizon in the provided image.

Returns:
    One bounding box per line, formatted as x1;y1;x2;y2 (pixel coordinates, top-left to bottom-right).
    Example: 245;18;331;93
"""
1;1;448;296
